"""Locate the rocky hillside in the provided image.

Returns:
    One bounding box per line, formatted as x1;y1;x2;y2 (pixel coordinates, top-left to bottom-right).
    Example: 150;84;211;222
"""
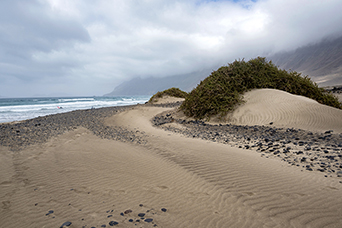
269;36;342;86
104;70;211;96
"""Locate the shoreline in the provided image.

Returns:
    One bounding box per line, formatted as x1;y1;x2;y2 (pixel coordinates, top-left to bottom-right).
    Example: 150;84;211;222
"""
2;100;342;177
0;104;144;150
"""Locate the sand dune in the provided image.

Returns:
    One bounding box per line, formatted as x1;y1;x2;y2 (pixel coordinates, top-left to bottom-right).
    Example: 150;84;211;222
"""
229;89;342;133
1;90;342;227
148;95;185;105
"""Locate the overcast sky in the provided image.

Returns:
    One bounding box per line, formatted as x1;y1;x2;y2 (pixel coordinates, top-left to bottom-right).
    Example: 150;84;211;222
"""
1;0;342;97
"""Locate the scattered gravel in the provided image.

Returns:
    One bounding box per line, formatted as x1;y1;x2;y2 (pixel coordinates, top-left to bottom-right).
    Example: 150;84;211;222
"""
0;105;146;151
152;110;342;178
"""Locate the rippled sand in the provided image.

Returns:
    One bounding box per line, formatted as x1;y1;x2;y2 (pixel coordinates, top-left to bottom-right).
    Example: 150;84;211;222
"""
1;89;342;228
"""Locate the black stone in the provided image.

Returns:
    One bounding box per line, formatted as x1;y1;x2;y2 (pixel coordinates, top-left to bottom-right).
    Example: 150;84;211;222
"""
138;213;146;217
145;218;153;223
46;210;54;216
161;208;167;212
60;221;72;228
109;221;119;226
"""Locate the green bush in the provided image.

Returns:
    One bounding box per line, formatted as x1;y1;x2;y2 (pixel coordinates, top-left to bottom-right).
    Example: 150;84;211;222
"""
180;57;341;119
148;87;188;103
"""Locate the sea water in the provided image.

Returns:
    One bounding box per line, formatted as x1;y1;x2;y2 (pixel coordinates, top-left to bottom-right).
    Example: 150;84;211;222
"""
0;96;151;123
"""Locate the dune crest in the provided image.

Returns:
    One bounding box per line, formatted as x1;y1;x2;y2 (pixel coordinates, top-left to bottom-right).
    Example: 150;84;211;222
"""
228;89;342;133
149;95;185;105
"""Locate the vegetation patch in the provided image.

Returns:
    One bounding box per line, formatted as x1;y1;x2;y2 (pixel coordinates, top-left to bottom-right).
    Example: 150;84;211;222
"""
148;87;188;103
180;57;342;120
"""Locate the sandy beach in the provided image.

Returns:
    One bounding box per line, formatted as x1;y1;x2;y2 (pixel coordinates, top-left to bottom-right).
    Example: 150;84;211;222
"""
1;89;342;228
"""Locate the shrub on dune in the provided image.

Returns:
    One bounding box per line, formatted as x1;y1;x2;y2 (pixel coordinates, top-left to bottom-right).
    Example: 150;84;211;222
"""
148;87;188;103
180;57;341;120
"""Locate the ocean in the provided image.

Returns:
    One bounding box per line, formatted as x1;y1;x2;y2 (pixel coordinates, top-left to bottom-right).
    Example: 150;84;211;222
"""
0;95;151;123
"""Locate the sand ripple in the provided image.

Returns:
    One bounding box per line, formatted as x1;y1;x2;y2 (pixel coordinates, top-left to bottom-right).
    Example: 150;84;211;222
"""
230;89;342;133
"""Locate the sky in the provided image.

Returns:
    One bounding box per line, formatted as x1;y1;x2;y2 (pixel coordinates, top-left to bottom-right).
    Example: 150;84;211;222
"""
1;0;342;97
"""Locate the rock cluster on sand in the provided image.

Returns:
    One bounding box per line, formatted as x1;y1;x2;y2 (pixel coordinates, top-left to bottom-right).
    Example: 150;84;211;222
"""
0;106;146;151
152;111;342;178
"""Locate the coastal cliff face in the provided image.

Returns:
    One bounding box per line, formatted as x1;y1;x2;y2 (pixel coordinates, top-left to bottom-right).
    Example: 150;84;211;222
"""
105;36;342;96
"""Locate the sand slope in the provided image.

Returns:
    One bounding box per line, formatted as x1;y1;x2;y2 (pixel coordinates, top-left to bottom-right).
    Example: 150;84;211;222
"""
229;89;342;133
1;99;342;227
106;105;342;227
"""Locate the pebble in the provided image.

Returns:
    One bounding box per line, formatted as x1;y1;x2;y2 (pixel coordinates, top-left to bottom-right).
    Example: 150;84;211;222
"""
138;213;146;217
124;209;132;214
145;218;153;223
60;221;72;228
109;221;119;226
46;210;54;216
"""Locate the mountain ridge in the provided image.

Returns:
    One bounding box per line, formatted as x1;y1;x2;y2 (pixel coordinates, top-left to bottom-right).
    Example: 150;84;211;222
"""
104;69;212;96
105;36;342;96
269;36;342;86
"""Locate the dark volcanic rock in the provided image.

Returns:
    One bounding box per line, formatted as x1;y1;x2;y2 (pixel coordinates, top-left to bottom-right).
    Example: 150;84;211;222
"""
152;111;342;178
145;218;153;223
0;105;146;150
46;210;54;216
138;213;146;217
109;221;119;226
60;221;72;227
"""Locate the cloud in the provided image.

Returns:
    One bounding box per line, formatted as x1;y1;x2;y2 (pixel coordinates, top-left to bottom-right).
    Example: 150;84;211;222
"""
0;0;342;97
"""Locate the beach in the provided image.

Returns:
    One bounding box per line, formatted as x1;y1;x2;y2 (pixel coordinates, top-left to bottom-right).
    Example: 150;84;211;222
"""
1;89;342;228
